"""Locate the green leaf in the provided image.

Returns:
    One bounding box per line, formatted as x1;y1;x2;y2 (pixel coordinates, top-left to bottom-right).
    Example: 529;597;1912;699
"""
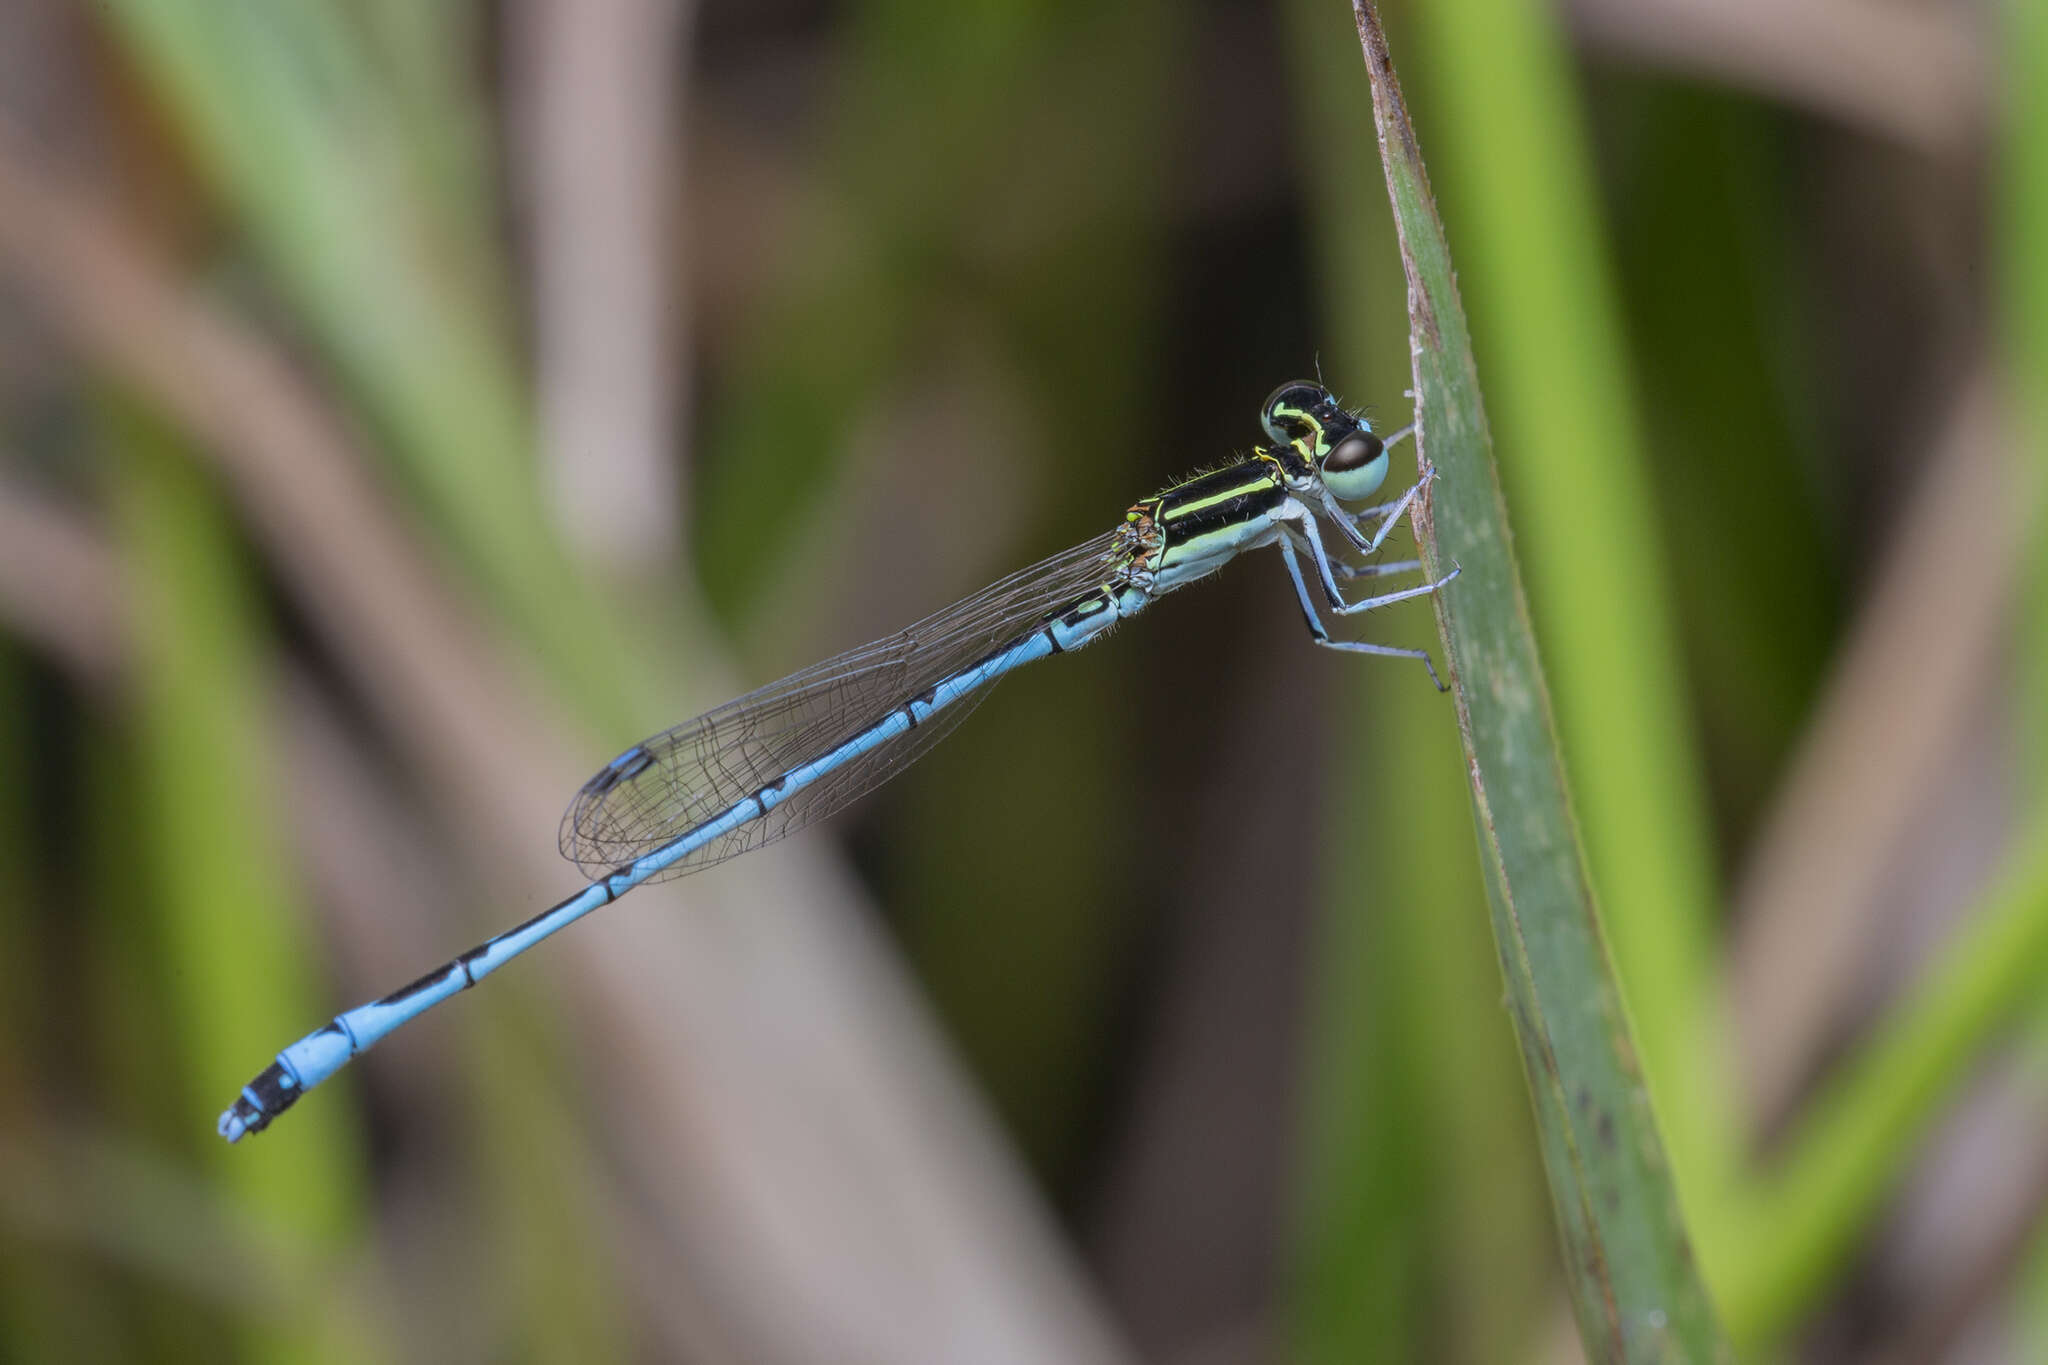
1385;0;1737;1254
1346;6;1730;1360
1283;4;1554;1360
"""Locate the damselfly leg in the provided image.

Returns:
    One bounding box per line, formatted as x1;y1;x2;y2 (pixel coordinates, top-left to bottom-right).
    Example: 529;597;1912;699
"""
1329;558;1422;581
1330;461;1439;559
1277;538;1452;690
1293;501;1460;616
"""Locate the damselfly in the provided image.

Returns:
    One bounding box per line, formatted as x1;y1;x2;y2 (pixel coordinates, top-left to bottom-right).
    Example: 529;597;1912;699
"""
219;381;1458;1141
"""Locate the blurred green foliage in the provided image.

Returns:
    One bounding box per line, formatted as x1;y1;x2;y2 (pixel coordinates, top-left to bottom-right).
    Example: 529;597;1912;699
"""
0;1;2044;1362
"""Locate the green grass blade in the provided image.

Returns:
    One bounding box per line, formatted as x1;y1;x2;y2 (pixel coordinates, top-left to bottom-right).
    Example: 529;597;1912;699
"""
111;401;372;1365
1284;4;1554;1359
1347;6;1729;1359
1720;805;2048;1341
1717;0;2048;1333
1605;84;1837;819
1384;0;1737;1250
98;0;649;737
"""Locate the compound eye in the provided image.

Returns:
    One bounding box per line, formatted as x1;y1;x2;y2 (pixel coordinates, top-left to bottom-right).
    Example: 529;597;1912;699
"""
1320;432;1388;502
1261;380;1335;445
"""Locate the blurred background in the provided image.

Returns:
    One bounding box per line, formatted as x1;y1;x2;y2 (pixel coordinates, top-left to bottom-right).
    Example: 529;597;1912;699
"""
0;0;2039;1361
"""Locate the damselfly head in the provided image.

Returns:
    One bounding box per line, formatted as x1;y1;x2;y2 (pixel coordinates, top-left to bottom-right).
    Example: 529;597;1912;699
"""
1261;381;1389;503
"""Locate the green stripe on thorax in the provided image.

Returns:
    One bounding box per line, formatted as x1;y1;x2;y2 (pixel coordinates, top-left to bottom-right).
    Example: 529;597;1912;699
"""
1136;454;1291;580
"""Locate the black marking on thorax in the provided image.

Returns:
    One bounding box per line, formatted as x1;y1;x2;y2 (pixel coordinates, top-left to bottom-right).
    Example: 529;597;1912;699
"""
1154;459;1285;547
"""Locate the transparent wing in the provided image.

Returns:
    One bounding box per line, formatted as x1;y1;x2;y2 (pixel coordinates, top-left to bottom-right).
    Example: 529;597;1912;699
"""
560;528;1129;882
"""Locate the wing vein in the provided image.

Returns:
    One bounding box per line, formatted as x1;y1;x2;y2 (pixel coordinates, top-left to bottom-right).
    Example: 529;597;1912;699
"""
559;528;1130;882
